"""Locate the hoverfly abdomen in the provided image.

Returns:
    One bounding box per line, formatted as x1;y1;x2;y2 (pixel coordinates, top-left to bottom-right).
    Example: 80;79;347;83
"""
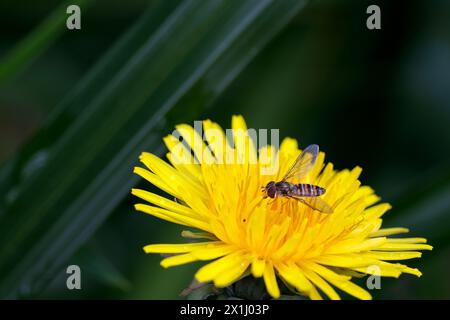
296;183;326;197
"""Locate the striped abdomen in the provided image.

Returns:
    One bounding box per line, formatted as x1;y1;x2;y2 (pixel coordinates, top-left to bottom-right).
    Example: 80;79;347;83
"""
295;183;325;197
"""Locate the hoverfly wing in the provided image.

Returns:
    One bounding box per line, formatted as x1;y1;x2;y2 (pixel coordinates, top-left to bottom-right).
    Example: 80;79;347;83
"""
282;144;319;182
291;195;333;214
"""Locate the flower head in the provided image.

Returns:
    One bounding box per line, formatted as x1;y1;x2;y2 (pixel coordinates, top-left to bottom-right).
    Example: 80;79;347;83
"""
132;115;432;300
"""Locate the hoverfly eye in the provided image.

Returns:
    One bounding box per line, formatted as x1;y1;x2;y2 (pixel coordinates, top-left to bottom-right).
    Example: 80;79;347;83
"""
267;185;276;198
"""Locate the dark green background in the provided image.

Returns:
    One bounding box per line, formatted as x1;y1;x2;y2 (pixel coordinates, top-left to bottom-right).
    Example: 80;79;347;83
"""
0;0;449;299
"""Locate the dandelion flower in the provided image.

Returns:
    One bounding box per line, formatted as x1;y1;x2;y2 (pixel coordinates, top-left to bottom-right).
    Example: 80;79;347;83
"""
132;115;432;300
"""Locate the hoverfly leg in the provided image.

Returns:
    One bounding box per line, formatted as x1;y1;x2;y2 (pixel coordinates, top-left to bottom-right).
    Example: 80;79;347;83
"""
261;186;268;199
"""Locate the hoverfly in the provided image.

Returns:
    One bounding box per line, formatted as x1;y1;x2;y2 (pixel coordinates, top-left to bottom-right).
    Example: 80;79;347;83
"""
262;144;333;213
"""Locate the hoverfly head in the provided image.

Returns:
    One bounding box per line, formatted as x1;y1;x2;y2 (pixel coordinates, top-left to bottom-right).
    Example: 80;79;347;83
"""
263;181;276;199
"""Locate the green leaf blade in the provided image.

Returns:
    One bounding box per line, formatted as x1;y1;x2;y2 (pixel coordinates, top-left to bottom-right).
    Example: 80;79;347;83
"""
0;0;308;298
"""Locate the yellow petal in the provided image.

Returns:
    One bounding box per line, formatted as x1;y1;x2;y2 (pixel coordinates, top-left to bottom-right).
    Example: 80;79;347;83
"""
195;252;245;283
305;263;372;300
376;243;433;251
272;234;302;261
325;237;387;254
163;134;201;180
307;262;352;281
385;237;427;244
133;167;181;198
321;274;372;300
370;227;409;237
181;230;216;240
280;137;298;154
264;218;291;255
260;151;279;178
143;242;218;254
251;258;265;278
364;203;392;220
131;188;199;218
191;244;236;260
176;124;215;164
399;266;422;277
166;152;202;182
263;263;280;299
231;115;257;165
308;286;323;300
163;134;193;161
299;263;341;300
231;114;247;131
316;254;379;268
248;208;266;251
363;251;422;261
203;120;227;162
160;253;197;268
140;152;206;198
134;203;212;232
276;263;312;294
214;258;250;288
352;261;403;278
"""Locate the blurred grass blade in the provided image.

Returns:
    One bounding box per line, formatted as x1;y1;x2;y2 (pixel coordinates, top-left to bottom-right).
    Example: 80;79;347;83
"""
0;0;308;298
0;0;180;200
386;169;450;245
77;246;132;292
0;0;89;85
